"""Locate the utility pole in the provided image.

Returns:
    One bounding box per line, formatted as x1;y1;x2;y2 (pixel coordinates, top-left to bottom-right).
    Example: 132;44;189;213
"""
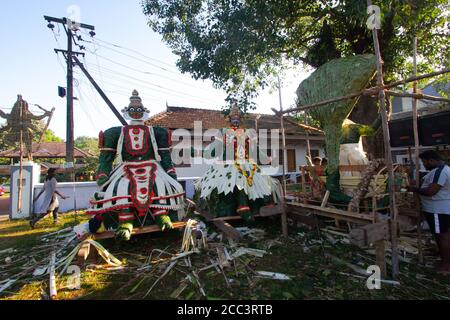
66;25;74;181
44;16;95;181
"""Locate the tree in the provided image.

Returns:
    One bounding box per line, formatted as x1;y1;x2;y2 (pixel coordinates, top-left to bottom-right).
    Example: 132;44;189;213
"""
74;136;100;157
33;121;63;143
74;136;99;177
142;0;449;110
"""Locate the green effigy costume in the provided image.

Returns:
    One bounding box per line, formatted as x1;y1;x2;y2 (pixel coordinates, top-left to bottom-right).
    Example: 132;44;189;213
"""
85;90;185;240
195;105;282;220
296;54;377;205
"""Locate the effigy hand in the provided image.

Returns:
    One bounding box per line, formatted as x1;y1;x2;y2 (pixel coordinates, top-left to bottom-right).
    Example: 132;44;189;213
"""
115;222;134;241
155;214;173;231
97;175;109;187
240;211;254;222
168;173;177;181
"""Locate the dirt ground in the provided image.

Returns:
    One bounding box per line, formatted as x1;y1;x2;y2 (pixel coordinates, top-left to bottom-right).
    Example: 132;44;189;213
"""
0;213;449;300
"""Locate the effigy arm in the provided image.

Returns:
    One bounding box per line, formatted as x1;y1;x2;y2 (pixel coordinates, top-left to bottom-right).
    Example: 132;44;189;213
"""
96;127;121;186
154;127;177;179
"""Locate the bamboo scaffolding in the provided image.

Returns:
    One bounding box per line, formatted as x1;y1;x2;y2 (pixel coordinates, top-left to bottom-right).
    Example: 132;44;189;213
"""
282;116;324;133
386;91;450;103
411;37;424;264
278;77;289;237
385;68;450;90
272;3;449;278
368;0;399;279
278;68;450;115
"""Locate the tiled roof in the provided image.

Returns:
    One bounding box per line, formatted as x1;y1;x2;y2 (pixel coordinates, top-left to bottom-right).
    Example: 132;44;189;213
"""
147;107;229;130
147;106;323;135
0;142;92;159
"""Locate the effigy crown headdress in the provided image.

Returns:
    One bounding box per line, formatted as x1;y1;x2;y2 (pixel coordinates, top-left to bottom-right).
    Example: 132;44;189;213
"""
229;103;242;120
121;90;150;120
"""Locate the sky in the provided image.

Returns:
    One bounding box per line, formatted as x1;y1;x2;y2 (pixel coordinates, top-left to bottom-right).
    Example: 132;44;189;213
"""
0;1;309;139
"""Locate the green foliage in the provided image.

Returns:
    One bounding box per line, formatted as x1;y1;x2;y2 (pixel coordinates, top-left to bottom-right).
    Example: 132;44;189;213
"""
142;0;449;110
292;112;321;129
75;136;100;157
75;136;100;175
34;120;62;143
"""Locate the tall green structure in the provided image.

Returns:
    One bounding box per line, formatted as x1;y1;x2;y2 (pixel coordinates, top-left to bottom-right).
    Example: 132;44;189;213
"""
296;54;377;204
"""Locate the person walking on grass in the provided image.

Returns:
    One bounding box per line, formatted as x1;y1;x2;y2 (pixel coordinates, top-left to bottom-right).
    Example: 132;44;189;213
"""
30;168;68;229
408;150;450;276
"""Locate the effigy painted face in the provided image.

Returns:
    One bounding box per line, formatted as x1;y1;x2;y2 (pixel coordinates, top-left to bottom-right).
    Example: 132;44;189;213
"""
127;106;145;120
230;117;241;128
122;90;150;122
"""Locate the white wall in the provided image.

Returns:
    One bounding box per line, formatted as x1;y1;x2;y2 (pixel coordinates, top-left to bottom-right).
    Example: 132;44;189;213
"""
33;179;201;212
34;182;98;213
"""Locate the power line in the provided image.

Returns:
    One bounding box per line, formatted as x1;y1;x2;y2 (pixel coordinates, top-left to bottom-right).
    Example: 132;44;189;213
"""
77;31;224;105
74;84;100;131
83;61;223;105
81;37;182;76
91;52;218;92
80;31;177;70
74;73;117;125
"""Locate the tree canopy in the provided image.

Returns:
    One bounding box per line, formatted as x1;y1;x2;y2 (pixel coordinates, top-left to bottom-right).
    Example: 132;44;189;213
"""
74;136;100;157
142;0;449;110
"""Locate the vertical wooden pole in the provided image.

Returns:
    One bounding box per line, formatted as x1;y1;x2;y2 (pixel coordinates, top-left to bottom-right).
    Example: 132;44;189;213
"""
66;27;75;182
18;97;24;214
304;116;312;160
412;37;420;187
412;36;424;264
301;166;307;203
367;0;400;278
279;77;288;237
375;240;387;278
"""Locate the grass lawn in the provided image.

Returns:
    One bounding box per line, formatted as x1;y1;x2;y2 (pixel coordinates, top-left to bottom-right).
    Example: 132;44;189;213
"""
0;213;449;300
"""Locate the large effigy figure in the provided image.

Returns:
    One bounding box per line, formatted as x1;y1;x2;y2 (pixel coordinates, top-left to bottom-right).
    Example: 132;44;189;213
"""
0;95;53;160
85;90;185;241
195;105;282;220
296;54;378;205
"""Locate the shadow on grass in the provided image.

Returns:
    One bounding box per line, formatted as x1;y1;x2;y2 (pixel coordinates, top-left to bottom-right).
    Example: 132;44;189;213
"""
2;215;450;300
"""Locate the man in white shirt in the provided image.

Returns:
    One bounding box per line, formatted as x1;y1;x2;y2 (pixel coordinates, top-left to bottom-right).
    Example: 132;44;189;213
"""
409;150;450;275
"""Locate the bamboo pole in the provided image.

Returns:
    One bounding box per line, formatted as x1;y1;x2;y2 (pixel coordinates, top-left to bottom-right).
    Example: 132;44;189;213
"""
385;91;450;103
278;91;365;114
49;251;57;300
278;77;289;237
277;68;450;115
367;0;400;279
411;37;424;264
277;114;324;133
385;68;450;90
304;117;313;160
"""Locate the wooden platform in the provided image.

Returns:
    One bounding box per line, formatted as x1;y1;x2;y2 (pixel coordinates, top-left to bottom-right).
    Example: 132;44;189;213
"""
196;204;284;241
87;221;188;241
287;202;374;225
